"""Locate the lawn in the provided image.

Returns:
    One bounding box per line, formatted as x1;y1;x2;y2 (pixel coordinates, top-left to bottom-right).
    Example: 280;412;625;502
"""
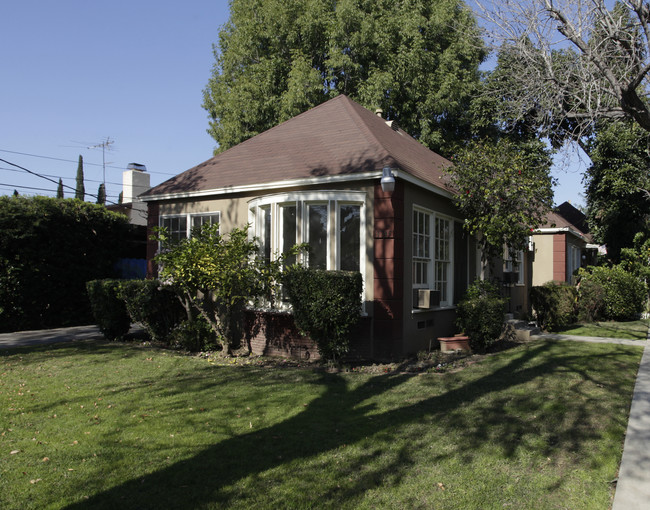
557;319;649;340
0;339;643;509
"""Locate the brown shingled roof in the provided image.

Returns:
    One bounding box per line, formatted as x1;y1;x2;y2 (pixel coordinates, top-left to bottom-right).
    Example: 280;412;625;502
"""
142;95;453;198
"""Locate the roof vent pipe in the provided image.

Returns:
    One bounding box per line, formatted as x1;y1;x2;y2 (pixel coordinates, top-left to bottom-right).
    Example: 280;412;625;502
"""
375;108;383;118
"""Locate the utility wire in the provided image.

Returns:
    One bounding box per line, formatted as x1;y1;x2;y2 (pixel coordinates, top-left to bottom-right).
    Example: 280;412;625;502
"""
0;158;119;205
0;148;176;176
0;167;152;191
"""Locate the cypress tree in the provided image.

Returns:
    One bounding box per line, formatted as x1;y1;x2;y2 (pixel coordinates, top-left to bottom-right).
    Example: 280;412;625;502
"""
96;183;106;205
56;178;64;199
75;155;85;200
118;191;123;204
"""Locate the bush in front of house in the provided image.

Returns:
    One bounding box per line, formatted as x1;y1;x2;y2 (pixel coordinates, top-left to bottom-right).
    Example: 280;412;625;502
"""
530;281;577;331
169;317;218;352
578;265;647;321
456;279;507;352
575;278;606;322
283;268;363;361
86;279;131;341
117;279;186;344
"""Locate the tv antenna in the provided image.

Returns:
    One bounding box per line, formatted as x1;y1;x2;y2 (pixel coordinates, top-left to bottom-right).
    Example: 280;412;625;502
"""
87;137;115;186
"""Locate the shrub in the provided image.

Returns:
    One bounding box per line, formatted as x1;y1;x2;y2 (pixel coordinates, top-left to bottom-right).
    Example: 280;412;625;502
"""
456;280;507;352
575;278;606;322
283;268;362;360
86;279;131;340
530;282;577;331
117;280;186;344
169;318;218;352
0;196;133;332
579;265;647;321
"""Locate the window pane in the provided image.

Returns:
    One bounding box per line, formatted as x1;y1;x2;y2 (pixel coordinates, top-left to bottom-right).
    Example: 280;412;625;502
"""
263;207;271;263
340;205;360;272
161;216;187;243
281;205;297;267
308;204;328;269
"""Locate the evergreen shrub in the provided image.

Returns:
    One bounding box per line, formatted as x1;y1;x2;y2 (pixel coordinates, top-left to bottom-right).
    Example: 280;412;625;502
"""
86;279;131;340
283;268;362;360
117;280;185;343
575;278;606;322
456;280;507;352
578;266;647;321
530;282;577;331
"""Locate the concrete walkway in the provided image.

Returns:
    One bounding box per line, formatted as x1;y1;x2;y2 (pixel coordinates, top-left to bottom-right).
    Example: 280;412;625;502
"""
532;330;650;509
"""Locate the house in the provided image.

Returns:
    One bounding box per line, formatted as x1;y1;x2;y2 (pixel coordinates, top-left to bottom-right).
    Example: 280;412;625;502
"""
531;201;598;286
141;95;482;359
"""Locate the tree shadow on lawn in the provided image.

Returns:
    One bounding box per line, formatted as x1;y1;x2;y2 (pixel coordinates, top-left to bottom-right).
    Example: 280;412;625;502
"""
63;341;640;509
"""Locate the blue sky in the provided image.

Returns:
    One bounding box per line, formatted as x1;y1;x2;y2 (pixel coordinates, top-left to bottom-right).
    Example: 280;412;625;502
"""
0;0;585;207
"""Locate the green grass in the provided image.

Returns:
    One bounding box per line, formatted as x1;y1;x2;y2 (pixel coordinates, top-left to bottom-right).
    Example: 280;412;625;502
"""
557;319;649;340
0;339;643;509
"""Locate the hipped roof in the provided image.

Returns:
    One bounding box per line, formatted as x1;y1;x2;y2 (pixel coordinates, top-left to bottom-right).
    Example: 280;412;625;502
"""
142;94;453;200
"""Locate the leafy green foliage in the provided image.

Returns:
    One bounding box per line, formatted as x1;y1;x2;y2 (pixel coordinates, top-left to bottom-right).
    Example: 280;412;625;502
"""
169;317;218;352
578;265;647;321
447;138;554;259
575;279;606;323
117;280;186;343
203;0;486;156
585;121;650;262
283;268;362;360
621;232;650;293
154;223;286;354
0;196;132;332
530;282;578;332
86;279;131;340
455;280;507;352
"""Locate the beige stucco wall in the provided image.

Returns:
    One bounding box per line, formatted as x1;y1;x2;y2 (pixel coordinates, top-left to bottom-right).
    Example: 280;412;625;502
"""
531;234;555;286
156;182;377;306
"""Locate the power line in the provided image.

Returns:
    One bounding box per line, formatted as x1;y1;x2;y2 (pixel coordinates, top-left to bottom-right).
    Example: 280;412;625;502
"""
0;167;151;190
0;148;176;176
0;158;119;205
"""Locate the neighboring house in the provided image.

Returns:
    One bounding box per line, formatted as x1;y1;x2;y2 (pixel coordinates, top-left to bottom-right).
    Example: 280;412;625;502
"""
530;201;598;287
140;95;482;359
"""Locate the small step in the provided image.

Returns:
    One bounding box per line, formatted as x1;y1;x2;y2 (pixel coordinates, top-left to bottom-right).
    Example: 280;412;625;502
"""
506;319;541;341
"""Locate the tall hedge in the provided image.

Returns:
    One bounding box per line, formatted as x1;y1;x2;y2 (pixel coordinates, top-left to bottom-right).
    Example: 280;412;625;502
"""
578;265;647;321
0;196;132;332
283;268;362;360
530;282;577;331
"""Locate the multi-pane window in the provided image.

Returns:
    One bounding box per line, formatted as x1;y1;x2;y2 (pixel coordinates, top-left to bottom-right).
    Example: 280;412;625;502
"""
435;217;451;302
249;191;365;275
160;212;220;243
504;248;524;284
412;207;454;306
412;209;431;288
339;204;361;272
307;204;328;269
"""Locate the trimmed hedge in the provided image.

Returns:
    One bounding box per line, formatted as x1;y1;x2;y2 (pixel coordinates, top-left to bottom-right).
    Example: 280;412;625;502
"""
117;280;185;343
283;268;362;360
86;279;131;341
456;280;507;352
578;266;647;321
530;282;577;331
0;196;133;332
575;278;606;323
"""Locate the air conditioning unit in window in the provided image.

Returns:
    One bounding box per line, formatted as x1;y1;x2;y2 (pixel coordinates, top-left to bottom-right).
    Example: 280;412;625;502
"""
413;289;441;309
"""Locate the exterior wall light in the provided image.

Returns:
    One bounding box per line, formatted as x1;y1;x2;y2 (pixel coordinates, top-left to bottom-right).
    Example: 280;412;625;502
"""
381;166;396;193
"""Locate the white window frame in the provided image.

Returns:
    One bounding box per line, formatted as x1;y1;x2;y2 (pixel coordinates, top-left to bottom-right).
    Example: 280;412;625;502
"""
504;248;524;285
412;206;455;307
159;211;221;241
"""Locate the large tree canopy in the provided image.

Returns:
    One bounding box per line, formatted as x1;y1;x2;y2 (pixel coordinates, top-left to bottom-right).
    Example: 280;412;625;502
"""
584;120;650;261
203;0;487;156
476;0;650;146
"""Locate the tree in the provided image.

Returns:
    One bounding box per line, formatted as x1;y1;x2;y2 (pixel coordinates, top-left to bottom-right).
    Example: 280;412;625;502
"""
447;138;555;260
475;0;650;144
584;120;650;261
75;155;85;200
203;0;487;156
56;178;64;199
154;223;294;355
96;183;106;205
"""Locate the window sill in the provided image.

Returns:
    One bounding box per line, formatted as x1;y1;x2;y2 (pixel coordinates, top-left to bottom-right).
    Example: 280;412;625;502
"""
411;305;456;314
